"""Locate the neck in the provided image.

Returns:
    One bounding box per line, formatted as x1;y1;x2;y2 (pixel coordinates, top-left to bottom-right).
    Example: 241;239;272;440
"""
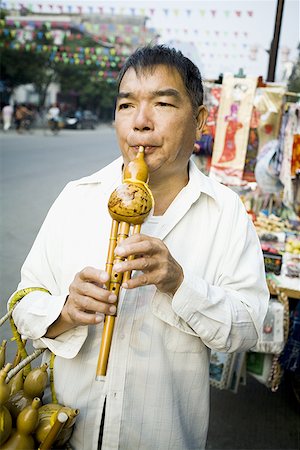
149;167;189;216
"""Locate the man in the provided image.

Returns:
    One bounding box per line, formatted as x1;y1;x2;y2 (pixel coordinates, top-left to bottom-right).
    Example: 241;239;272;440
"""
2;103;13;131
46;102;61;132
47;103;60;121
11;45;269;450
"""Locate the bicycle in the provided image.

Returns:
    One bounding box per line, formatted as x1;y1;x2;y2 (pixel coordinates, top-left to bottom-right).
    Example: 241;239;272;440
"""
43;117;64;136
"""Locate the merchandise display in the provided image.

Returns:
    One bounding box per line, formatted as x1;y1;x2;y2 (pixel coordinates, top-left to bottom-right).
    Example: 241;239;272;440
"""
204;75;300;396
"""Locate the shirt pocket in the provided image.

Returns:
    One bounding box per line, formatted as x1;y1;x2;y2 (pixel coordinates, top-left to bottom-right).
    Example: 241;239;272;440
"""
165;324;205;353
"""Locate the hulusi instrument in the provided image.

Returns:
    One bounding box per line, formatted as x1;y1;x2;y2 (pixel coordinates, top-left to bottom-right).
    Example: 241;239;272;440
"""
96;146;154;379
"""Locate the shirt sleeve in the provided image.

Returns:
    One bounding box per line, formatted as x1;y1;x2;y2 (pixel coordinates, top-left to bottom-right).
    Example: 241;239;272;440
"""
172;198;269;353
11;290;87;359
9;183;88;358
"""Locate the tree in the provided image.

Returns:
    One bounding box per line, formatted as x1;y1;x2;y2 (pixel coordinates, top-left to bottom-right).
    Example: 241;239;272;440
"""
287;43;300;94
0;12;57;107
55;63;117;120
0;11;121;114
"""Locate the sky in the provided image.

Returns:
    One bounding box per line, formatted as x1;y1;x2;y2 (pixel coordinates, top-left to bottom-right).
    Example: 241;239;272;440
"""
2;0;299;82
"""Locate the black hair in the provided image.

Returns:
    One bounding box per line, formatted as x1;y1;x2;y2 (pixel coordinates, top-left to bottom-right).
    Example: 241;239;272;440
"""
117;44;204;112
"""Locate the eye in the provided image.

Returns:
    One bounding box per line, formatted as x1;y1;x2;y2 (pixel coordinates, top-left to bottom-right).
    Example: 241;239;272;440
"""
118;103;132;110
157;102;173;107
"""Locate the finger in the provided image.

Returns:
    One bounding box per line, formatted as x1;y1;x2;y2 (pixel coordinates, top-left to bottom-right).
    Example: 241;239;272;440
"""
79;295;117;314
113;256;153;274
67;294;117;317
72;282;117;304
115;236;158;259
122;272;151;289
77;267;110;285
68;309;104;326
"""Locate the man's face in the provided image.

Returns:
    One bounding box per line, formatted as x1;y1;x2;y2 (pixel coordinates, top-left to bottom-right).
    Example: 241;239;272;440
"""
115;64;206;180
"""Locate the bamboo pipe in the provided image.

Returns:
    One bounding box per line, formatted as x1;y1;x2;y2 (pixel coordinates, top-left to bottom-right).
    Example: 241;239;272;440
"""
38;411;69;450
96;221;130;380
123;224;141;283
96;147;154;379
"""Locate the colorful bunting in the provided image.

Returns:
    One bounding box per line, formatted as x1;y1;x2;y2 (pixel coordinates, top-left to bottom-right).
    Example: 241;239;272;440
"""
0;3;254;18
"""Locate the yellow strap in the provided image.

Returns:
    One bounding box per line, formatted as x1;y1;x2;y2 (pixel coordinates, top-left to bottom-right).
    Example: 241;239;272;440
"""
49;352;58;403
8;287;57;402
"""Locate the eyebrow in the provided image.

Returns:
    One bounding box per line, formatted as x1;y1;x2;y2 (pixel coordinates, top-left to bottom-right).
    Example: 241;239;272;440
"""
116;88;182;101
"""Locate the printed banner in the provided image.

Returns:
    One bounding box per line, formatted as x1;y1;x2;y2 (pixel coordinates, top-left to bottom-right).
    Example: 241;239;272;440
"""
243;86;285;181
210;74;257;185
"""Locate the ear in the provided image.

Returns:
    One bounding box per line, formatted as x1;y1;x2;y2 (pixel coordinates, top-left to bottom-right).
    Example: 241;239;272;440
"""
195;106;208;141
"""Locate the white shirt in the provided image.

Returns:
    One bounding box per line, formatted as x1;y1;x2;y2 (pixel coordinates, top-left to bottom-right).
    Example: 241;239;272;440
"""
12;157;269;450
2;104;13;117
47;106;60;119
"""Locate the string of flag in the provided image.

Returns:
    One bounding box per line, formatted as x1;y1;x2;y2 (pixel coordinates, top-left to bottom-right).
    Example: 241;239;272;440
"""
0;2;254;18
0;19;250;38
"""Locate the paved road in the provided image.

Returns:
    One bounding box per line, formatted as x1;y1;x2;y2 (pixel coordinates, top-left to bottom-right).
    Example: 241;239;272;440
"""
1;127;299;449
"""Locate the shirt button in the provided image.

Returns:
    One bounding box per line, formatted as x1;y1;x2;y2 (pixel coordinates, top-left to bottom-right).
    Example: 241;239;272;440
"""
119;334;125;340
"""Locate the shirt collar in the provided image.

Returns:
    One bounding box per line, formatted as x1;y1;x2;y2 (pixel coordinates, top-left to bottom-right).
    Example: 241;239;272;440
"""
188;158;219;205
74;156;218;204
74;156;123;193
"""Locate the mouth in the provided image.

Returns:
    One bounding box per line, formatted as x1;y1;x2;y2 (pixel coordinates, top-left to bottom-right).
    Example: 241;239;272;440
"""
132;145;157;154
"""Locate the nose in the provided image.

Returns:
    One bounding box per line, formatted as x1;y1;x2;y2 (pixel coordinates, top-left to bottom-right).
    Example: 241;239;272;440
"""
133;105;154;132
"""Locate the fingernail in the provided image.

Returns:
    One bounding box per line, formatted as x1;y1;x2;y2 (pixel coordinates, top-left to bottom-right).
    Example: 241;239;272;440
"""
108;294;117;302
113;263;122;272
109;305;117;314
100;272;109;282
122;282;128;289
95;314;103;323
115;246;125;256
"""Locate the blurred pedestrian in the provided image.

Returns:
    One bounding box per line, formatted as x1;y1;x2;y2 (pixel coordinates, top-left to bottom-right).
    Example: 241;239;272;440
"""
15;104;32;133
47;103;61;121
47;103;61;133
2;104;13;131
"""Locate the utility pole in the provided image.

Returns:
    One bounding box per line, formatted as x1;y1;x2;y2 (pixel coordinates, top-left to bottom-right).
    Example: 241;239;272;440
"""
267;0;285;82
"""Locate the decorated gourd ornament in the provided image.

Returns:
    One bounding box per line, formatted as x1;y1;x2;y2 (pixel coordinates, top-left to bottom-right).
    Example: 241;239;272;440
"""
8;369;24;396
0;340;7;369
35;403;80;447
107;146;154;225
23;363;48;398
0;364;13;446
6;363;48;419
2;397;41;450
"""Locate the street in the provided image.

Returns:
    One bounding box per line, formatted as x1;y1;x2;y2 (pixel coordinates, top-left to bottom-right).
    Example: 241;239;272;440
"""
0;127;299;449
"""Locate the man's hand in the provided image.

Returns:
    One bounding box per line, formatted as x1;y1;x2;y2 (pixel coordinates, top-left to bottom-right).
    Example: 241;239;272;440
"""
113;234;184;296
45;267;117;338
